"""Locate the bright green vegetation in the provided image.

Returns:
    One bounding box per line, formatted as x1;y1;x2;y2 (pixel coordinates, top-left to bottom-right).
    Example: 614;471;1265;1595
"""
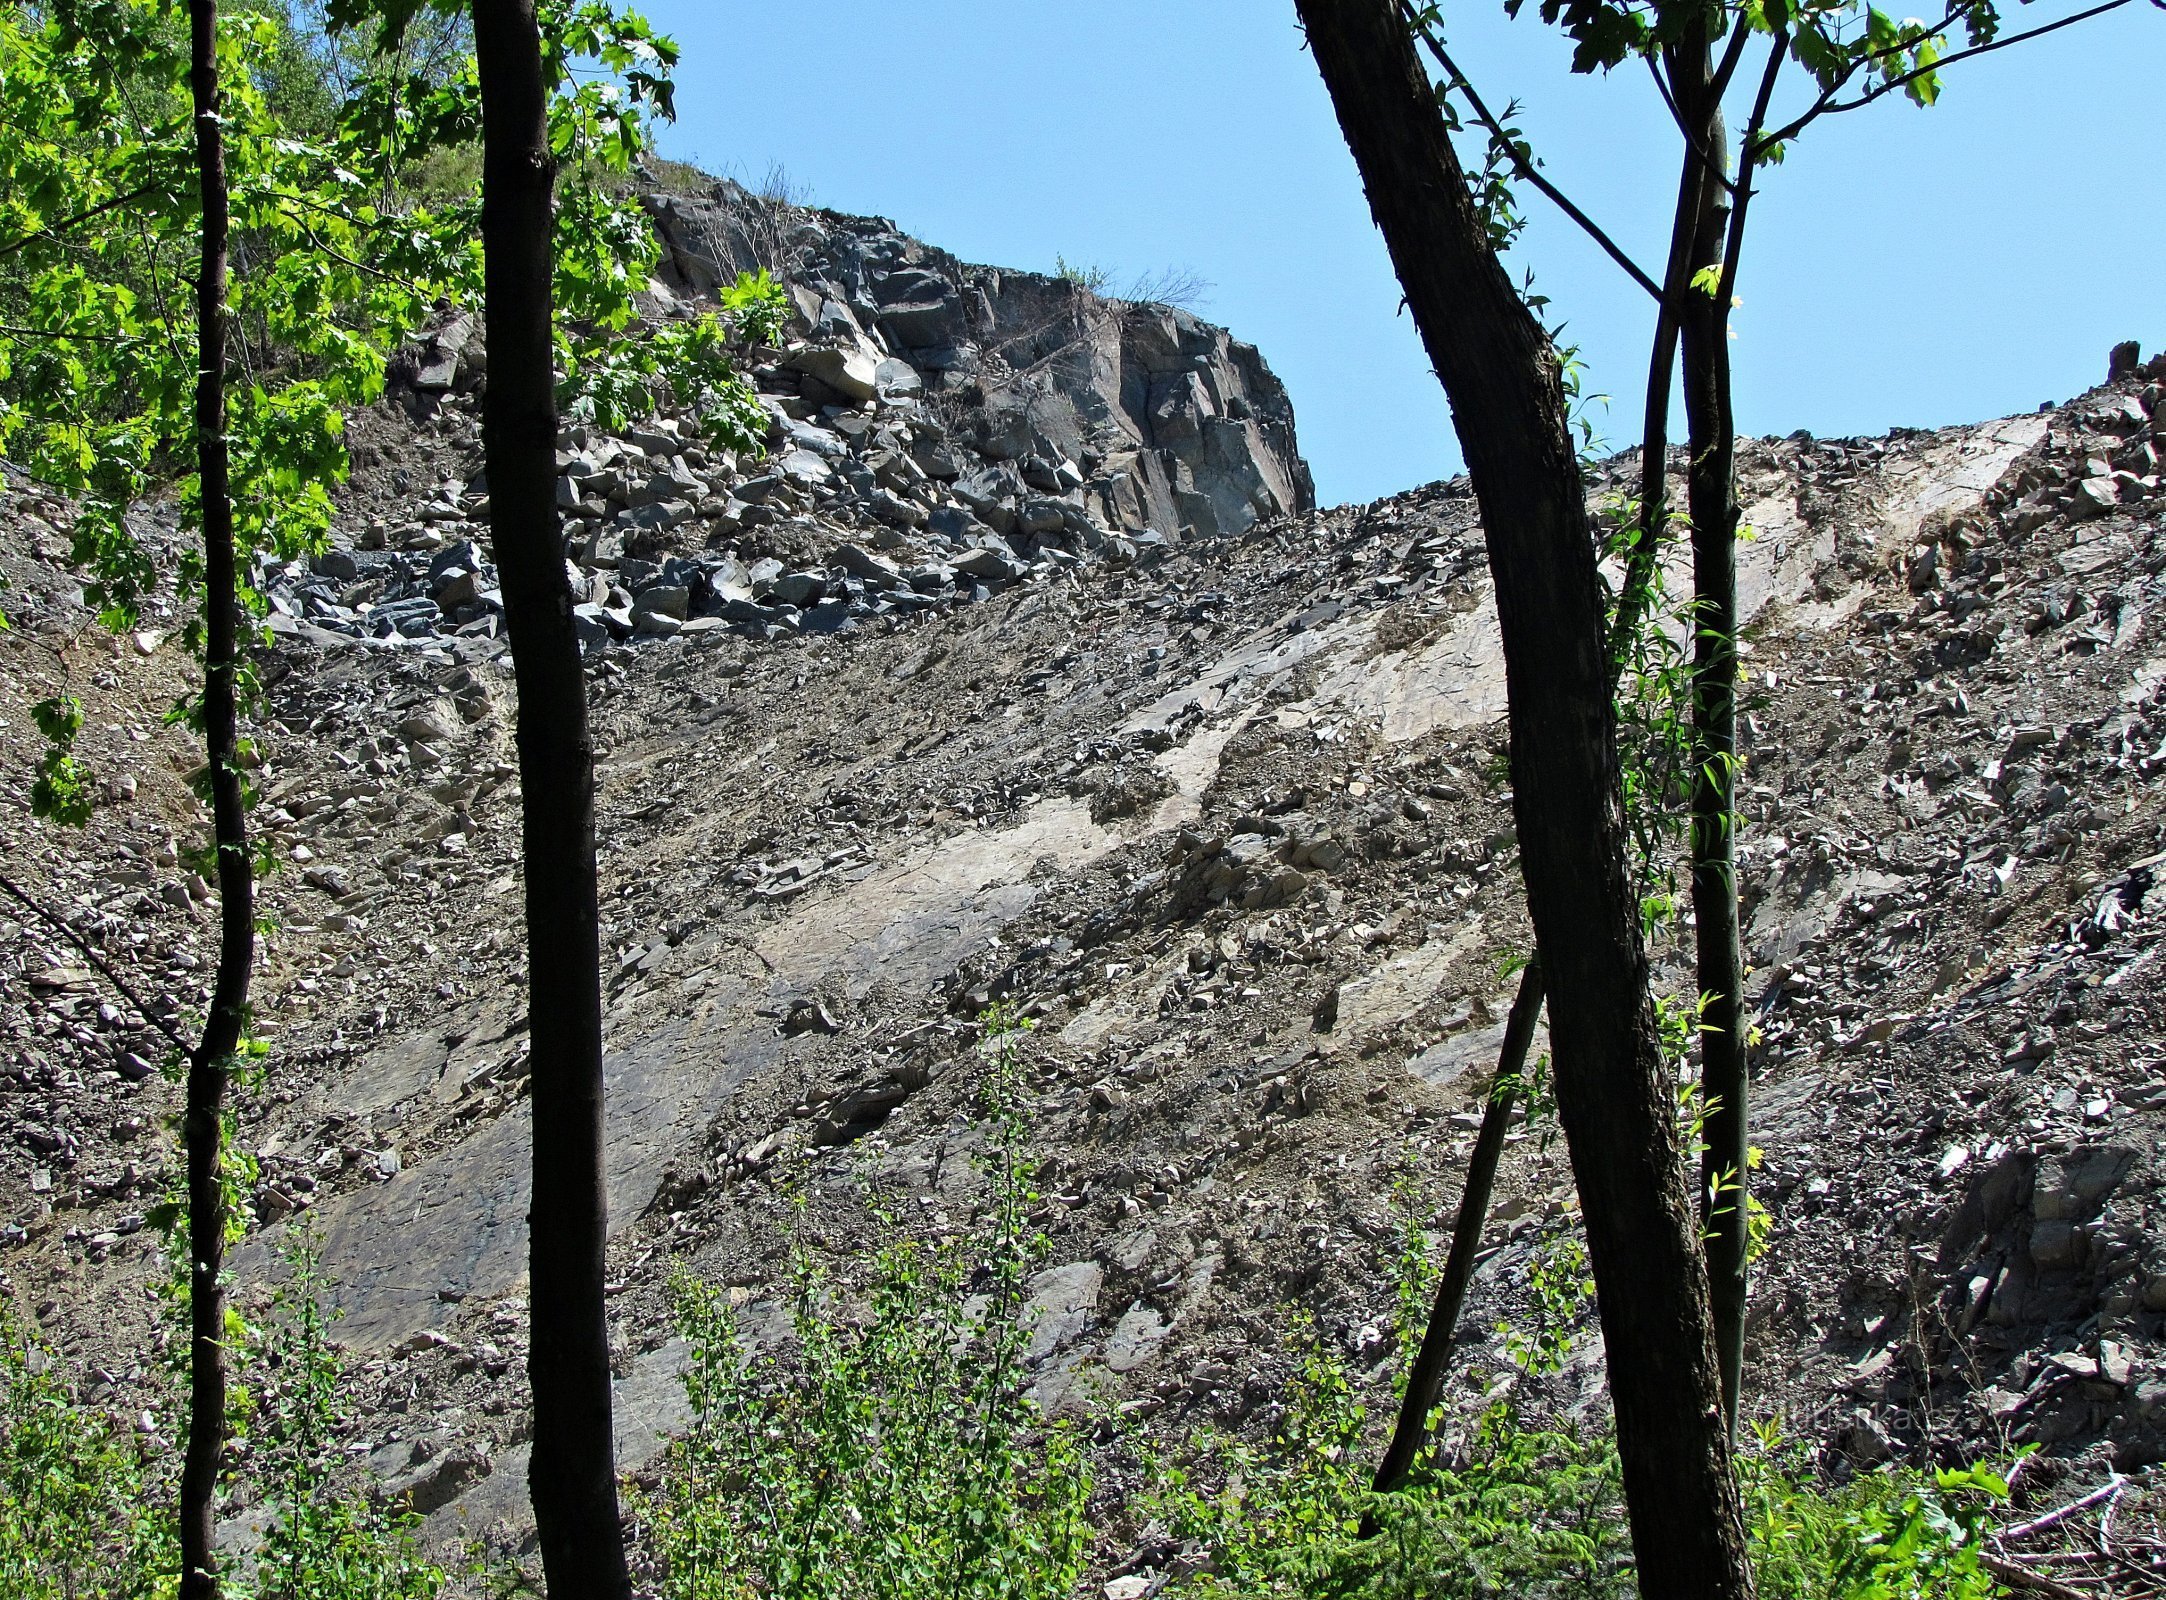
642;1017;2012;1599
647;1012;1093;1600
0;1273;2016;1600
243;1240;445;1600
1155;1349;2011;1599
0;0;783;822
1;1236;442;1600
0;1304;169;1598
2;1023;2011;1600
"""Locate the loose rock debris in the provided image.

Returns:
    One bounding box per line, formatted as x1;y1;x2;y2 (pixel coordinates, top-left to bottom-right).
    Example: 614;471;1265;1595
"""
4;211;2166;1565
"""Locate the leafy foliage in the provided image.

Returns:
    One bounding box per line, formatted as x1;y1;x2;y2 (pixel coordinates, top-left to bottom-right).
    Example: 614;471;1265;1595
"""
28;693;92;825
0;1305;170;1599
0;0;465;829
646;1010;1092;1600
1052;254;1113;294
0;1232;445;1600
243;1233;445;1600
1154;1345;1632;1600
1492;0;2007;114
1;0;775;812
324;0;780;443
1742;1422;2012;1600
1153;1334;2016;1600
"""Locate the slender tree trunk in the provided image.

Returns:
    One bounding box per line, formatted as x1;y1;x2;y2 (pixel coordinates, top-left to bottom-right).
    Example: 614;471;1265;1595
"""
180;3;249;1594
1671;44;1751;1432
1380;182;1717;1468
1612;151;1700;659
1374;957;1544;1494
468;3;632;1592
1296;4;1752;1593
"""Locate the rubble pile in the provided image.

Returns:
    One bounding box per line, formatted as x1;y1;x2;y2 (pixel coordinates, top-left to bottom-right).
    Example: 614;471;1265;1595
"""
260;177;1313;657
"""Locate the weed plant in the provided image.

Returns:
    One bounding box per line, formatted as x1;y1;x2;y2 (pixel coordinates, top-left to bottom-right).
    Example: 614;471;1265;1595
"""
0;1230;443;1600
0;1303;169;1599
642;1012;2013;1600
647;1009;1091;1600
8;1043;2012;1600
1152;1292;2011;1600
242;1237;444;1600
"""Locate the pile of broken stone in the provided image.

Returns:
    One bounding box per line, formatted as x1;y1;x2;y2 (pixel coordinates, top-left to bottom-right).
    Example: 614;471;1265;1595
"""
259;337;1202;658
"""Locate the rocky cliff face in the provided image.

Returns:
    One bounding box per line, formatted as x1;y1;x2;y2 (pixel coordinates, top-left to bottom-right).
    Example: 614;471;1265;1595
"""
643;176;1315;542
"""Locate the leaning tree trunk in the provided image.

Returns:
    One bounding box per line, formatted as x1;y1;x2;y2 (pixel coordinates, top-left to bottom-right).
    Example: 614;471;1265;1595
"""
180;3;250;1595
1295;3;1754;1593
468;2;633;1592
1373;957;1544;1494
1670;38;1751;1432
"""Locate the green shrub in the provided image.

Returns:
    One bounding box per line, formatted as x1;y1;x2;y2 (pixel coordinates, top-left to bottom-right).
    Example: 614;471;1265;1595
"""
647;1012;1091;1600
243;1237;445;1600
0;1231;444;1600
0;1306;169;1600
1053;256;1113;294
1153;1326;2012;1600
640;1020;2012;1600
1153;1338;1632;1600
1741;1422;2010;1600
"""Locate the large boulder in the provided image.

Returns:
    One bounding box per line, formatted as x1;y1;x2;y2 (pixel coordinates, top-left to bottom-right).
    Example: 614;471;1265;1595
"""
785;345;879;403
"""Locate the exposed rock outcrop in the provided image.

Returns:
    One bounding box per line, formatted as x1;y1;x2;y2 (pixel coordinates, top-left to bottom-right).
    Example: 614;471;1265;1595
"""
643;176;1314;543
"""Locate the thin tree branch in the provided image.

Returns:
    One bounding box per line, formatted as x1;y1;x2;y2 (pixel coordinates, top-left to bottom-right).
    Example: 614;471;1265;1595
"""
1999;1476;2127;1544
0;870;191;1054
1400;3;1665;302
0;323;150;346
1717;31;1790;315
1752;1;1970;155
275;205;432;292
1812;0;2136;120
1752;0;2132;156
1372;956;1546;1497
1980;1553;2095;1599
1708;9;1757;102
1647;54;1740;198
0;183;163;261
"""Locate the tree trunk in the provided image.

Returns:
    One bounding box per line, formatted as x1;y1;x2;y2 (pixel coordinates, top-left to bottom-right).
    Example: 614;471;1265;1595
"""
1295;3;1753;1593
468;2;633;1592
1381;184;1720;1471
1373;957;1544;1494
1612;142;1702;661
1671;44;1750;1432
180;3;249;1594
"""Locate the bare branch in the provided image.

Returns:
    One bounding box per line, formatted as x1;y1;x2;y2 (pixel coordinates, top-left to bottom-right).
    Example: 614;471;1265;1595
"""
1400;3;1665;302
1980;1552;2095;1599
0;183;163;262
0;870;191;1055
0;323;150;346
1998;1475;2127;1543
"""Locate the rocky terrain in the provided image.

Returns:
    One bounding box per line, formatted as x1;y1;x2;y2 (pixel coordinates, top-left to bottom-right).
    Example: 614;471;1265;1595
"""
4;185;2166;1575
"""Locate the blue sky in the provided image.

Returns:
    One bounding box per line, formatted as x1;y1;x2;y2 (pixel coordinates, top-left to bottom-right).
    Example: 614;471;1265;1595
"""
637;1;2164;508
